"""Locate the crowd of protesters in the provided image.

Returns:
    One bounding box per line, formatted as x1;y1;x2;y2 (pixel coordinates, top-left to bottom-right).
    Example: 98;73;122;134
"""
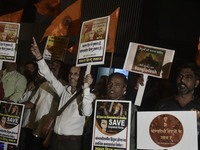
0;37;199;150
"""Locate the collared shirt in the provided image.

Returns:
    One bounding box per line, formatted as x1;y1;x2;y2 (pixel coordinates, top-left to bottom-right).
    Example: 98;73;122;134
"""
37;59;95;136
2;70;27;102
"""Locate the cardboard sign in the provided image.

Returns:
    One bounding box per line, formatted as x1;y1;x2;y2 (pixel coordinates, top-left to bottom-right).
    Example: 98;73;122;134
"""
92;100;131;150
76;16;110;66
137;111;198;150
123;43;175;79
0;101;24;145
0;22;20;62
43;36;69;62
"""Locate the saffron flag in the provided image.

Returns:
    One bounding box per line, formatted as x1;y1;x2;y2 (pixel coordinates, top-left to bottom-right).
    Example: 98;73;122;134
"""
34;0;60;18
0;9;24;23
106;7;120;53
67;42;79;54
40;0;82;42
196;36;200;66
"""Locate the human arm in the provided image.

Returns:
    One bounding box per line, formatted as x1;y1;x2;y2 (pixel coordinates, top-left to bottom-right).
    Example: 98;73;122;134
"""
81;74;95;116
23;101;34;109
30;37;65;96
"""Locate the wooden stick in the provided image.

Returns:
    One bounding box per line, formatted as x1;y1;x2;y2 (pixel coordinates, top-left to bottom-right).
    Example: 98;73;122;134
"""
109;53;114;75
84;64;91;88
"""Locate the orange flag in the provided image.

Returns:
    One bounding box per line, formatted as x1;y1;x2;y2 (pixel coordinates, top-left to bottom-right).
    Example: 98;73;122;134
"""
34;0;60;18
67;42;79;54
40;0;82;42
106;7;120;53
0;9;24;23
196;36;200;66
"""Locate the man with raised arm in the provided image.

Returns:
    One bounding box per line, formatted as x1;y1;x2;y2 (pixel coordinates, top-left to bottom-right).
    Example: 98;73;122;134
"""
30;37;95;150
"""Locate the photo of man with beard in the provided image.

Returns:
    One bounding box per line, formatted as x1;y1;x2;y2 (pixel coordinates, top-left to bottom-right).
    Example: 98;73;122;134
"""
155;62;200;149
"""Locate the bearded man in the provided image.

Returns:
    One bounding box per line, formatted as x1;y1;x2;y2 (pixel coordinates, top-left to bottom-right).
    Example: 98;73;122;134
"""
155;62;200;149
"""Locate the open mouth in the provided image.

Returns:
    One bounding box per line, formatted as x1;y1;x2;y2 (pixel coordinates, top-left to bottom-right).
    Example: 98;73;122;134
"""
108;89;115;94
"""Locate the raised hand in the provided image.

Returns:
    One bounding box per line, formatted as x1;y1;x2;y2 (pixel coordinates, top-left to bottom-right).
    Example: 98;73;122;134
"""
30;37;42;60
83;74;93;88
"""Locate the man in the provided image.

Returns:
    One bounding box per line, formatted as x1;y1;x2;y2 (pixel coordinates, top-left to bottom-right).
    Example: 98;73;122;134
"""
106;73;137;150
155;62;200;148
19;60;66;150
30;37;95;150
1;61;27;102
23;61;38;86
83;73;137;150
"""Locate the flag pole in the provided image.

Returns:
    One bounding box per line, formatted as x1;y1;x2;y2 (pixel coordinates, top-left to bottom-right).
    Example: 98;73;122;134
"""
109;52;114;75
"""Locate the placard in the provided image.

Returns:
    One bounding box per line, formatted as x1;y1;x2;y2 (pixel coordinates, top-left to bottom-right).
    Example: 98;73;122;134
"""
0;22;20;62
137;111;198;150
0;101;24;145
123;43;175;79
92;100;131;150
76;16;110;66
43;36;69;62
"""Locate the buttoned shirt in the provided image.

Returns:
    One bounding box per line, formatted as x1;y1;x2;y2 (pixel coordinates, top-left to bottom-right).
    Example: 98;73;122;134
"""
2;70;27;102
37;59;95;136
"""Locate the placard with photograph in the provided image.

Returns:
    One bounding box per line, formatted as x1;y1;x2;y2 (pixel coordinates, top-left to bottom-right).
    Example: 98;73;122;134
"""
43;36;69;62
0;101;24;145
76;16;110;66
123;43;175;79
92;100;131;150
137;111;198;150
0;22;20;62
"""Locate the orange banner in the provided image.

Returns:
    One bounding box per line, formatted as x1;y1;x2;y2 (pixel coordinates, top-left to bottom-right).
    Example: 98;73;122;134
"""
106;7;120;53
34;0;60;18
40;0;82;42
0;9;24;23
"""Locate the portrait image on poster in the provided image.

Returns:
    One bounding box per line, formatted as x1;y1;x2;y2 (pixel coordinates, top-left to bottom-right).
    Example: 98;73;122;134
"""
0;22;20;62
92;100;131;150
96;101;129;135
132;45;166;77
0;101;24;145
77;16;109;66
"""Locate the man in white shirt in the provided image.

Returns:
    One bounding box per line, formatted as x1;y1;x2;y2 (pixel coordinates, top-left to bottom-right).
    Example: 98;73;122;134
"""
30;37;95;150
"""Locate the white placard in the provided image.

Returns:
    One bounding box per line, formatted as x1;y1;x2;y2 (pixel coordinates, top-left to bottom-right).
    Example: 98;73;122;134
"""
92;100;131;150
123;43;175;79
0;101;24;145
137;111;198;150
76;16;110;67
0;22;20;62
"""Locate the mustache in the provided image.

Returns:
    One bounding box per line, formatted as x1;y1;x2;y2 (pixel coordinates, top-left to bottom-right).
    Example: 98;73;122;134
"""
177;83;188;89
108;89;115;93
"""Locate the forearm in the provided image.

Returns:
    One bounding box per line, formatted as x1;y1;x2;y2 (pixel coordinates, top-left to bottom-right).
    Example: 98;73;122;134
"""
23;101;34;109
37;59;64;96
81;88;95;116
